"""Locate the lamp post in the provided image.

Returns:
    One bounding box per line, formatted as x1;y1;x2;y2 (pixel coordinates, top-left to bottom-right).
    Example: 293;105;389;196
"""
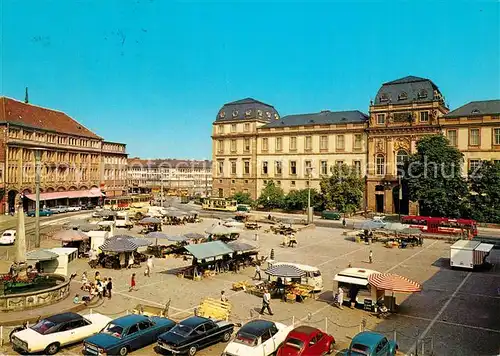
306;167;313;224
398;175;402;221
34;149;42;248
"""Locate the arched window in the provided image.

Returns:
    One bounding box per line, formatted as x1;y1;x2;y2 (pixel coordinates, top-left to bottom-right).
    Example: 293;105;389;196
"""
396;150;408;176
376;154;385;176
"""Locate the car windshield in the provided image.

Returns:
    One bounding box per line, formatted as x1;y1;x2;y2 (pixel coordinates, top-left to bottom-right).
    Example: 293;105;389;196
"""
31;320;56;335
350;344;370;355
101;323;124;338
171;324;193;337
285;337;304;350
234;332;258;346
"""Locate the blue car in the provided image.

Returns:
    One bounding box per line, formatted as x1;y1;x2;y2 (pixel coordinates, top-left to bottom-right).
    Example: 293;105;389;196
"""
26;209;53;217
83;314;175;356
346;331;397;356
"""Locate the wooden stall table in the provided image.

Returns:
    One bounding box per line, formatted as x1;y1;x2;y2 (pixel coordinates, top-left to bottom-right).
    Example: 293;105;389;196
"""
196;297;231;321
288;283;315;302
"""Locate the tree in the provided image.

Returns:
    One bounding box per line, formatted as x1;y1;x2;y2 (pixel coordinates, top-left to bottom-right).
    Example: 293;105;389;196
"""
404;134;469;218
231;192;253;205
283;189;321;211
468;160;500;223
257;181;285;209
319;163;364;214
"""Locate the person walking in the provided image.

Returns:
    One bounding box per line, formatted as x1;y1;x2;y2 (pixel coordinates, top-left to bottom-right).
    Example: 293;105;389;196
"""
94;271;101;283
96;281;104;299
254;264;261;280
369;250;373;264
220;290;228;303
260;289;273;315
146;256;154;277
106;278;113;299
336;286;344;309
129;273;136;292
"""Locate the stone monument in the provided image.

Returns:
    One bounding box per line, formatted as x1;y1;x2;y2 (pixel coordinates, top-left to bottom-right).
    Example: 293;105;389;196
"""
12;194;27;278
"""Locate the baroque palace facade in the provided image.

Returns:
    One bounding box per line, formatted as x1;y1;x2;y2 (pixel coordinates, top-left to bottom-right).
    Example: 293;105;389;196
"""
0;96;128;213
211;76;500;214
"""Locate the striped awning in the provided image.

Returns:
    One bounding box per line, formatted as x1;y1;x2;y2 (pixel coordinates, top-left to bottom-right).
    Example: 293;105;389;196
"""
368;273;422;293
100;237;138;253
265;264;306;278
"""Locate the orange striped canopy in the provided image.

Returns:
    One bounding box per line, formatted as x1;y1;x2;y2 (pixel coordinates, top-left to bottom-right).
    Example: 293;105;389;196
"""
368;273;422;293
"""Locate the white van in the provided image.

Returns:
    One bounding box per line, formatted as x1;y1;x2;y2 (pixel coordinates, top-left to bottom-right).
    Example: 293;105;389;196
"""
115;211;132;228
267;262;323;292
333;267;379;305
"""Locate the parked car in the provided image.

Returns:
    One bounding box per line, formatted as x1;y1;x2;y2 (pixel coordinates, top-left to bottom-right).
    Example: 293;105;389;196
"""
222;319;294;356
158;316;234;356
345;331;397;356
26;209;54;217
83;314;175;356
11;312;111;355
67;206;82;212
82;203;96;210
0;230;16;245
277;326;335;356
49;206;68;214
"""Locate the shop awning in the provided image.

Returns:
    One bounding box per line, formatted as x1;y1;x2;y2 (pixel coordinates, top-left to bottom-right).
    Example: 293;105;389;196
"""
26;249;59;261
227;239;259;253
368;273;422;293
25;188;103;201
185;241;233;260
52;230;89;242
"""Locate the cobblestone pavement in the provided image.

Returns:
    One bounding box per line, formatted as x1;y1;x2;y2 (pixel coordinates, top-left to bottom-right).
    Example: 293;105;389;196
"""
1;217;499;356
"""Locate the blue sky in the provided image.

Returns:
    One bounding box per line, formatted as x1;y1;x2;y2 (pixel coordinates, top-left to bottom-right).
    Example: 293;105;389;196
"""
1;1;499;159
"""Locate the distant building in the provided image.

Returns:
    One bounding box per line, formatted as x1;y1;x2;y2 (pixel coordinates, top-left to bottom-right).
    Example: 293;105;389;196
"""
0;96;128;213
211;76;500;214
128;158;212;196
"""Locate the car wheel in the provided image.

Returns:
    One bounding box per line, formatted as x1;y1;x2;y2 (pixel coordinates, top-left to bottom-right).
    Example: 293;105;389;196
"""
222;331;231;342
119;346;128;356
328;341;335;354
45;342;60;355
188;345;198;356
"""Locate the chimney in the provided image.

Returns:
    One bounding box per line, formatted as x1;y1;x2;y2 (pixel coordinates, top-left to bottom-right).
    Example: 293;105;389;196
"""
24;87;29;103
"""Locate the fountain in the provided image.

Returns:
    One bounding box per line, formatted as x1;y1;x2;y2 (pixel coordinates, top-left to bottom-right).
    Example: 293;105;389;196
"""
0;195;71;311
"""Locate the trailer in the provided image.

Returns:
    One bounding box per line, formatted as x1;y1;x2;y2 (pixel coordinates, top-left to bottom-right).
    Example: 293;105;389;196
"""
450;240;494;269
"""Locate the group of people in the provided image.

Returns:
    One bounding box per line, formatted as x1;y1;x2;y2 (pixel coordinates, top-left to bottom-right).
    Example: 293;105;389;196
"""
77;271;113;304
281;233;298;248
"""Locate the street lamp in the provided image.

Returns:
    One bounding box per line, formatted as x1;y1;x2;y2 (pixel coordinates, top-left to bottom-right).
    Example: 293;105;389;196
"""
306;167;313;224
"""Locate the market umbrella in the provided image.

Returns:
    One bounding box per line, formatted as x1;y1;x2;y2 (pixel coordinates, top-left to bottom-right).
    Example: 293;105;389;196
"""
184;232;205;240
205;225;231;235
26;249;59;262
52;230;89;242
146;232;170;239
354;220;385;230
368;273;422;293
383;222;406;231
100;237;139;253
140;217;162;225
227;239;259;253
128;237;153;247
166;235;189;242
265;264;306;278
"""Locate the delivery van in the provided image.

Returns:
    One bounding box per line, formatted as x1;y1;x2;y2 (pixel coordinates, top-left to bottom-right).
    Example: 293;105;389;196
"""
333;267;379;305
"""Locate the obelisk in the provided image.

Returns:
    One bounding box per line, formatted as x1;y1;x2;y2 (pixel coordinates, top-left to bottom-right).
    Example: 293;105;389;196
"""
14;194;27;265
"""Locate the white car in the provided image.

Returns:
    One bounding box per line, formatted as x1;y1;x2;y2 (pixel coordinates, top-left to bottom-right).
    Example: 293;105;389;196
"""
222;320;294;356
11;312;111;355
0;230;16;245
67;206;82;212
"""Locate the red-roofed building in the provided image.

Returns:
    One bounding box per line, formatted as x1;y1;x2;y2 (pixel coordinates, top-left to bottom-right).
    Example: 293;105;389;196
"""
0;97;128;213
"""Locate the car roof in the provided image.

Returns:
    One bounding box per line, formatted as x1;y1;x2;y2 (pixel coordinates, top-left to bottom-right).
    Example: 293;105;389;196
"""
351;331;384;347
288;326;319;340
111;314;149;327
180;316;210;327
3;230;16;234
45;312;83;324
239;320;274;337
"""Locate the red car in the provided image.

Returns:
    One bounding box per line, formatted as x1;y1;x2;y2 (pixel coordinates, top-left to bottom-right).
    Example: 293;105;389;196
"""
277;325;335;356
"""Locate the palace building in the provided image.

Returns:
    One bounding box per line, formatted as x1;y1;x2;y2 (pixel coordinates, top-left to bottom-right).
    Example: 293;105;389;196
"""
211;76;500;214
0;97;128;213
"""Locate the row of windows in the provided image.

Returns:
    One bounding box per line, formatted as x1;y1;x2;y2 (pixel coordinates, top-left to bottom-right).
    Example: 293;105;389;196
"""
376;111;430;125
446;128;500;147
217;123;251;134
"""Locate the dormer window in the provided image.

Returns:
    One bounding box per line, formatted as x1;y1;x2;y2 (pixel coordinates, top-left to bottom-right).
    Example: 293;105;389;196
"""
418;89;428;99
219;111;225;118
232;110;239;117
257;110;263;117
398;92;408;101
379;93;389;102
471;109;480;114
266;111;271;118
245;109;252;116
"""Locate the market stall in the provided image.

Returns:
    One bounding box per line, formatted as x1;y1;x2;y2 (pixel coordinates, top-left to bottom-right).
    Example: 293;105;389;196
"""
205;225;241;241
138;217;162;233
164;211;188;225
226;239;259;270
181;241;234;280
262;264;315;302
52;230;90;257
99;236;147;269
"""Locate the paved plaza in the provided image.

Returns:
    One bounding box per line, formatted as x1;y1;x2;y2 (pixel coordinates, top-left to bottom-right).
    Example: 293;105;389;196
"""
1;217;499;355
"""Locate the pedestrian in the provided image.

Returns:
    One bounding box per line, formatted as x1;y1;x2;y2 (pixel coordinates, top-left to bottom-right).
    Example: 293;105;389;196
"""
129;273;136;292
260;288;273;315
94;271;101;283
81;272;88;284
369;250;373;264
128;253;135;269
342;218;346;227
220;290;228;303
106;278;113;299
146;256;154;277
96;281;104;299
254;233;259;241
336;286;344;309
254;264;261;280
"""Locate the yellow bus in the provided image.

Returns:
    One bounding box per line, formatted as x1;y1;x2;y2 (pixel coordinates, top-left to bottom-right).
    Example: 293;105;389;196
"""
202;198;238;212
104;196;132;210
129;194;152;214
